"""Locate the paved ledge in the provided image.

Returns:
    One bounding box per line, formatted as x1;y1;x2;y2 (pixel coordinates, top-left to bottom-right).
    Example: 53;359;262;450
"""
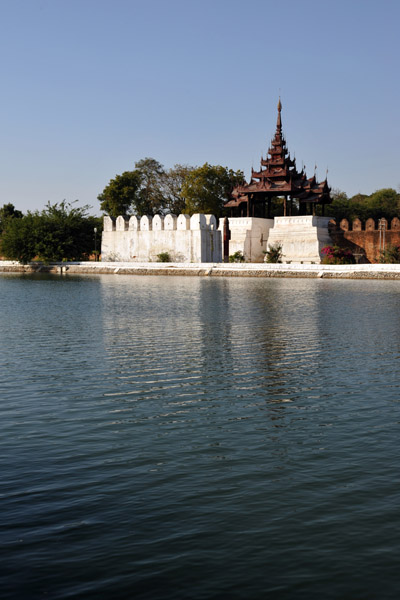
2;260;400;279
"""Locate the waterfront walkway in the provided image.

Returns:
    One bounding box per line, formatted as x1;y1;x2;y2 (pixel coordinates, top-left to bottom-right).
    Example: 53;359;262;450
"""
1;260;400;279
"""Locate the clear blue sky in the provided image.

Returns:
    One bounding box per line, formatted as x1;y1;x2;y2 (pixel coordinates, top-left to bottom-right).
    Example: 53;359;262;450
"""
1;0;399;214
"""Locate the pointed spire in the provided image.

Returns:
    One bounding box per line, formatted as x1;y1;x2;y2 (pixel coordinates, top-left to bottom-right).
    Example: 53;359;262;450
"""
276;97;282;131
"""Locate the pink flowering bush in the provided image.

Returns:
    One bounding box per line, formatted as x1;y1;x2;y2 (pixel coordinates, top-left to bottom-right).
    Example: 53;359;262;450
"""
321;245;355;265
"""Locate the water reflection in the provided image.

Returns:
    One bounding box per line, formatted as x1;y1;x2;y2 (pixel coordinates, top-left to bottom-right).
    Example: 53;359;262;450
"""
3;274;400;599
99;276;327;439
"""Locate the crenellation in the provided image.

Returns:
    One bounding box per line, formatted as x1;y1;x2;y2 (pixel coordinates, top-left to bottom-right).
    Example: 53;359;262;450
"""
391;217;400;230
205;215;217;230
190;214;207;230
116;216;128;231
365;218;375;231
177;214;190;230
153;215;164;231
129;215;139;230
140;215;152;231
164;214;177;230
103;216;115;232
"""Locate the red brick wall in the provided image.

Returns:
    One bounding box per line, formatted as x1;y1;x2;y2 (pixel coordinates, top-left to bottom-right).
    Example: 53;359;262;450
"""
329;218;400;263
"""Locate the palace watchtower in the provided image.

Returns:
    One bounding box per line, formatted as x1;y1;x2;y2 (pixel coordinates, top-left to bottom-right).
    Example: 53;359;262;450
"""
225;100;331;218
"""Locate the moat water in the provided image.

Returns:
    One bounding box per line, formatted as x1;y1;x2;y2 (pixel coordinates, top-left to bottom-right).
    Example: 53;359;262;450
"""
2;273;400;599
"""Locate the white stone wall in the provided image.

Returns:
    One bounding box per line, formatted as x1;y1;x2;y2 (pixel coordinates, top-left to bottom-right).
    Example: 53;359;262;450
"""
101;214;222;263
102;214;333;264
219;217;274;262
266;216;333;263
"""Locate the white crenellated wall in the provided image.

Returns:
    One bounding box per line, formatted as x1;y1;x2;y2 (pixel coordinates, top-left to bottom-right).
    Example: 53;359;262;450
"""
102;214;332;263
101;214;222;262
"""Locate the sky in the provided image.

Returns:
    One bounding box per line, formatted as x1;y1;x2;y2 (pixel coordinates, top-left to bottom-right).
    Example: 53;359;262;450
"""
1;0;399;215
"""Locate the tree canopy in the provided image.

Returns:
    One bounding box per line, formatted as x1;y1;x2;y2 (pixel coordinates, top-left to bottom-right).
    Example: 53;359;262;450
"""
181;163;244;217
97;170;142;218
163;163;195;215
0;201;102;263
98;158;167;217
134;157;166;216
98;158;244;218
323;188;400;222
0;203;23;232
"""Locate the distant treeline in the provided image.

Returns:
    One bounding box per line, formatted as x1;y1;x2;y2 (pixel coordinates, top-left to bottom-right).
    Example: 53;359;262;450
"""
318;188;400;222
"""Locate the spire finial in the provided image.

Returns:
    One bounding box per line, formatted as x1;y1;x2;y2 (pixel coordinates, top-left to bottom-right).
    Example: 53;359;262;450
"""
276;97;282;131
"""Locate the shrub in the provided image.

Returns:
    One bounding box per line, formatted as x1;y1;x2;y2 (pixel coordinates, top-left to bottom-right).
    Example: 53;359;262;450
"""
229;250;245;263
321;245;355;265
264;243;283;263
379;245;400;264
0;201;101;264
157;251;171;262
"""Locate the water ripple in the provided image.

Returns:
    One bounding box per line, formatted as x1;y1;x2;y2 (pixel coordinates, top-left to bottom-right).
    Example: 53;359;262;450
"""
2;274;400;599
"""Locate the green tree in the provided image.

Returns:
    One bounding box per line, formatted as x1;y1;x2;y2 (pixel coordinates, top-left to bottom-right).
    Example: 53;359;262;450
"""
181;163;244;217
134;157;167;215
98;170;141;217
164;164;195;214
0;201;101;263
324;188;400;223
366;188;400;220
0;203;23;232
324;189;350;221
98;158;169;217
0;213;37;263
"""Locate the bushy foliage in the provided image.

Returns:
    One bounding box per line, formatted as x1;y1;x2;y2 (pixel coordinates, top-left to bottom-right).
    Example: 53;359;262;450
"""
182;163;244;217
0;201;101;263
156;251;171;262
0;203;23;232
321;246;355;265
98;170;142;217
163;164;195;215
229;250;245;263
264;243;283;263
323;188;400;223
379;245;400;264
98;158;238;218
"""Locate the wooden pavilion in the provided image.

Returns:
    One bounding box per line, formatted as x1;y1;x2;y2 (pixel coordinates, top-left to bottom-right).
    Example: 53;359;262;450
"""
225;100;331;218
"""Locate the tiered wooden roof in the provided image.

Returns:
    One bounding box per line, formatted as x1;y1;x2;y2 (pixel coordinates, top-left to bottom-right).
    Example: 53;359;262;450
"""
225;100;331;216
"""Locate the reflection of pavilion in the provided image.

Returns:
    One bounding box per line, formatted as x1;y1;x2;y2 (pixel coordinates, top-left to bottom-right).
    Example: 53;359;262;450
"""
225;100;332;218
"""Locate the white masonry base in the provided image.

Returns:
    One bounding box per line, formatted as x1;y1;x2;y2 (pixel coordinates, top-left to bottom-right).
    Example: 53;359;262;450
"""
266;216;333;263
219;217;274;262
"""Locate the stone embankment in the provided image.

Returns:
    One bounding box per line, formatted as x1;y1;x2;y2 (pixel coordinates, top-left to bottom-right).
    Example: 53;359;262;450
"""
1;260;400;279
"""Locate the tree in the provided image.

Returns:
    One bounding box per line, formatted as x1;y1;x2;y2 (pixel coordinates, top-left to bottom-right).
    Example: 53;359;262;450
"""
134;157;167;216
181;163;245;217
366;188;400;220
0;212;37;263
98;159;244;218
98;158;169;217
0;201;102;263
164;164;195;214
98;170;141;217
324;188;400;223
0;203;23;232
